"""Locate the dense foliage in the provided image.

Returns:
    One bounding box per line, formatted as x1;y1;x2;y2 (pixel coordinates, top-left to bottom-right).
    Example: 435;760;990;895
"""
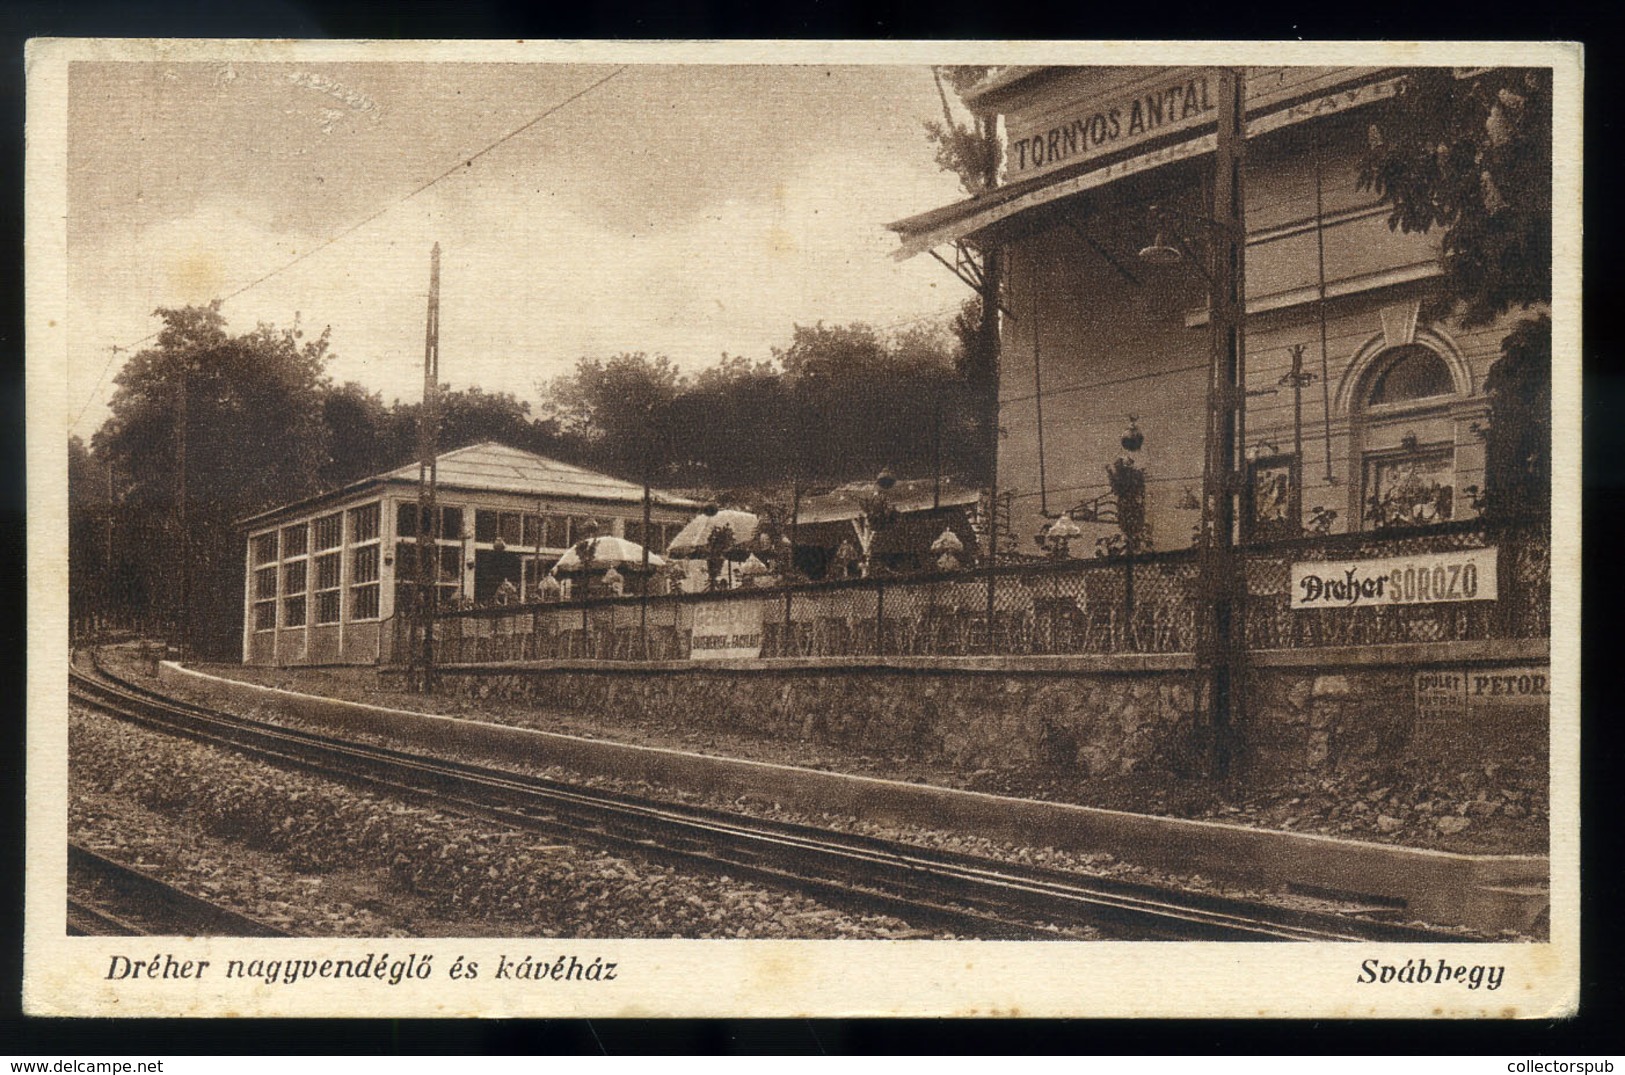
1360;68;1553;518
1360;68;1552;327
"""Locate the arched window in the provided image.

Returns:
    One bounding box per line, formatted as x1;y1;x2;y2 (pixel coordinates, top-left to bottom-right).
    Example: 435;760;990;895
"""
1355;342;1462;530
1365;344;1455;406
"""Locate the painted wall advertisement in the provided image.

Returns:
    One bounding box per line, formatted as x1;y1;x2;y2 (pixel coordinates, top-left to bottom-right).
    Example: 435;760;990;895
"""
1415;665;1550;721
689;600;764;660
1290;547;1498;611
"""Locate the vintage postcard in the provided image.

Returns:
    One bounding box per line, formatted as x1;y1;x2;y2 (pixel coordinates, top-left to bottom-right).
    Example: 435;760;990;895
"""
25;39;1581;1018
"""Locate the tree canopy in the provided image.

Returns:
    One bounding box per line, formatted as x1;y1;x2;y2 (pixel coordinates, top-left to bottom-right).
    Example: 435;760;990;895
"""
538;322;979;496
1360;67;1552;327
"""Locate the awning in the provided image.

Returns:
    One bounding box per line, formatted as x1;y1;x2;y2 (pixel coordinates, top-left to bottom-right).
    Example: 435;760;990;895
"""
888;72;1404;261
795;478;981;527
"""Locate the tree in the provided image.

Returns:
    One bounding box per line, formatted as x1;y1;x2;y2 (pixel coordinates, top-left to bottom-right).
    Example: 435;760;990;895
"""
924;65;1002;483
68;435;110;631
1476;314;1552;521
774;321;979;489
92;303;332;655
1360;67;1553;516
541;353;686;481
1360;67;1551;326
318;380;394;489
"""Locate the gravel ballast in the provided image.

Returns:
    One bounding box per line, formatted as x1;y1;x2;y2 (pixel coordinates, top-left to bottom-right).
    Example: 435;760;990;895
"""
69;704;966;939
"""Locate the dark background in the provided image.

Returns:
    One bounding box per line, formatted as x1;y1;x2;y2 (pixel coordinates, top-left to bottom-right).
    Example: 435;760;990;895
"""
1;0;1618;1055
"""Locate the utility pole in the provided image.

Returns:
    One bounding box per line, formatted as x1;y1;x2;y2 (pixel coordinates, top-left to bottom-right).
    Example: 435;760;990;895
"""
414;243;442;692
640;451;652;659
175;353;188;659
104;460;114;632
1196;67;1248;778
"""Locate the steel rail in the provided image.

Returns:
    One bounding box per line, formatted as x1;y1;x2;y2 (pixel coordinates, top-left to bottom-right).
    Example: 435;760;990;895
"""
71;657;1472;942
68;898;145;937
68;842;290;938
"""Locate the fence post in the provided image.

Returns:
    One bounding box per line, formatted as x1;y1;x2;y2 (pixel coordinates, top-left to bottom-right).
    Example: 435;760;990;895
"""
783;584;793;657
1123;549;1135;648
875;578;885;656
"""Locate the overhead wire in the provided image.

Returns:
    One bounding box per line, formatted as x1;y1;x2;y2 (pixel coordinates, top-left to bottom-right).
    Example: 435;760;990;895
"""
71;65;629;435
999;360;1209;408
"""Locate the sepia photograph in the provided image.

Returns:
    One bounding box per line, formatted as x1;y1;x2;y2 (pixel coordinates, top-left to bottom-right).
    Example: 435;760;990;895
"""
26;40;1580;1019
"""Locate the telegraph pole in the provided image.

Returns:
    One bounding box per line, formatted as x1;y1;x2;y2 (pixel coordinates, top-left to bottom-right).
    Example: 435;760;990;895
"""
640;452;652;659
1196;67;1248;778
175;353;188;659
415;243;442;691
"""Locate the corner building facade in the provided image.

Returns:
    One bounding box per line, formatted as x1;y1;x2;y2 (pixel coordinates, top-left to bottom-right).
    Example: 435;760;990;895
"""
892;66;1528;553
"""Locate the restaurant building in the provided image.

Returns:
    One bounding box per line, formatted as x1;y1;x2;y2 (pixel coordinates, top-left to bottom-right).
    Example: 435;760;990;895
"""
237;441;697;666
890;66;1528;553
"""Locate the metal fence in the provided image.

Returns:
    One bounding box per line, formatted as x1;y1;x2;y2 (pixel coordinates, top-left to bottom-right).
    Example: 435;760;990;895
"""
394;518;1549;666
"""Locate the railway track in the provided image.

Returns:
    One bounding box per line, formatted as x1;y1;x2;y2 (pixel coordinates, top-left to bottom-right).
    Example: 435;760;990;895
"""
68;843;289;937
70;654;1473;942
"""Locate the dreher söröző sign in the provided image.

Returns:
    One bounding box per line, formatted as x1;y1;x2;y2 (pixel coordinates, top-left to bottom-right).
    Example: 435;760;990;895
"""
1290;547;1498;610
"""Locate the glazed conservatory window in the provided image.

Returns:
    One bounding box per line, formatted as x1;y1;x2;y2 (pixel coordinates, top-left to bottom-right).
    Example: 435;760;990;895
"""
314;551;342;624
314;512;343;551
349;544;380;621
348;502;380;543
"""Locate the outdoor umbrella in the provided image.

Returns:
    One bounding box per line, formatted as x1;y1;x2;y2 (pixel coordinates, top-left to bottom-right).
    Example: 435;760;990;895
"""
665;509;761;562
551;536;666;576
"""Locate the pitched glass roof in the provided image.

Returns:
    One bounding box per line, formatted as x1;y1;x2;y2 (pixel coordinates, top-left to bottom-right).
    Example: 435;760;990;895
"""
239;442;698;528
380;442;698;507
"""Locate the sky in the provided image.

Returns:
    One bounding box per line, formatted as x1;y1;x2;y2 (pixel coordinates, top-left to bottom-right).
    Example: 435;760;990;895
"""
65;59;973;438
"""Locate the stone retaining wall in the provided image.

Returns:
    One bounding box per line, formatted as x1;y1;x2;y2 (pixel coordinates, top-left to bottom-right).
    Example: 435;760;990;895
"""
433;640;1550;782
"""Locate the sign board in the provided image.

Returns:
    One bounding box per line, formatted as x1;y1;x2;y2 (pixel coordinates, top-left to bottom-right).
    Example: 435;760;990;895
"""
1415;665;1550;720
1290;547;1498;611
1464;665;1551;707
1414;669;1470;721
689;600;764;660
1004;67;1217;181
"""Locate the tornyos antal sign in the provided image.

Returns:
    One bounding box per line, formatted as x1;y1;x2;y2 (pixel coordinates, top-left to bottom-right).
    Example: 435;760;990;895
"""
1290;547;1499;610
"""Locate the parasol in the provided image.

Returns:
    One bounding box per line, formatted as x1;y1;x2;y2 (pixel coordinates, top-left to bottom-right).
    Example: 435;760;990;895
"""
665;509;761;561
551;536;665;576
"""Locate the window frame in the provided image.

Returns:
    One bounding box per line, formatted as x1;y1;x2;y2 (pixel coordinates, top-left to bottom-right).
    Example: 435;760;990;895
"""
1364;344;1457;410
313;511;343;552
314;550;343;625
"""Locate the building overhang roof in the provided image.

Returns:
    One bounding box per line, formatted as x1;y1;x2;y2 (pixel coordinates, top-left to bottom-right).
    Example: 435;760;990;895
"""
795;479;981;527
888;67;1403;261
